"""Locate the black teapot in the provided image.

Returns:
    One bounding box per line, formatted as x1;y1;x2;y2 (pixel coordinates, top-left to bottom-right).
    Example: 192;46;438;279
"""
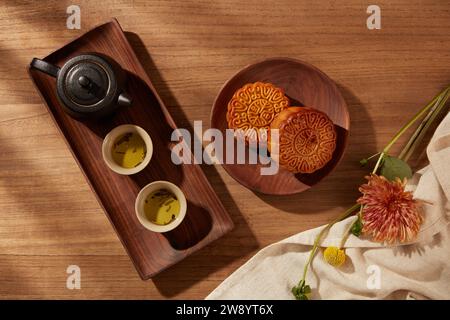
30;53;132;118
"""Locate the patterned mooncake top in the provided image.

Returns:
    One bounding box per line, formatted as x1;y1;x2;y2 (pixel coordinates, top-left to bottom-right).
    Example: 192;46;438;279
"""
227;82;289;142
271;107;337;173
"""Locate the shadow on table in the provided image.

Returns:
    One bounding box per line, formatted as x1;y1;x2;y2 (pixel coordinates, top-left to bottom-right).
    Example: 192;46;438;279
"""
126;31;259;297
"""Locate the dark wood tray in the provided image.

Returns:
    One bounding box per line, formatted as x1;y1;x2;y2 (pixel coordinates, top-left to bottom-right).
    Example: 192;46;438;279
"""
28;19;234;280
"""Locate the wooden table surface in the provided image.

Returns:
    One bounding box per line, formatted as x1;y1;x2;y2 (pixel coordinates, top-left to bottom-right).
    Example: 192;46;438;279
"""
0;0;449;299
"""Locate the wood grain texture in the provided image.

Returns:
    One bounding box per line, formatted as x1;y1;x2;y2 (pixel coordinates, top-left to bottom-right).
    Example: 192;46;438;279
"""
29;19;234;280
211;57;349;194
0;0;449;299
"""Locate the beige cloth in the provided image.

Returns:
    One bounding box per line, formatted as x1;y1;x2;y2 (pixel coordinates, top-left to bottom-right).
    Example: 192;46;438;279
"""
207;112;450;300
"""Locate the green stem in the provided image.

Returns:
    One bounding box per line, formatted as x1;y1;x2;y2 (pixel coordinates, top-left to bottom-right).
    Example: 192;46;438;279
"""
371;152;385;175
364;152;381;162
382;86;449;155
299;203;360;283
357;206;363;219
339;215;358;249
367;152;381;160
400;88;450;162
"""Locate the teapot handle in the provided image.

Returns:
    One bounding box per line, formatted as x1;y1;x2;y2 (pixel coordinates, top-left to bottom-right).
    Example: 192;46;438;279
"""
30;58;60;78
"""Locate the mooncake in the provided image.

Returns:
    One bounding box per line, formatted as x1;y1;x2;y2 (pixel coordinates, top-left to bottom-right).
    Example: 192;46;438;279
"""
269;107;337;173
227;82;289;142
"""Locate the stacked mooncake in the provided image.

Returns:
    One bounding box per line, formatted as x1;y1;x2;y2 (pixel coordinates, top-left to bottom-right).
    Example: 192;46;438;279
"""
227;82;337;174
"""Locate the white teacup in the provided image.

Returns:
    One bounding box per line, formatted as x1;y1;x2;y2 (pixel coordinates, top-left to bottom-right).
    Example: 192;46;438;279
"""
102;124;153;175
135;181;187;233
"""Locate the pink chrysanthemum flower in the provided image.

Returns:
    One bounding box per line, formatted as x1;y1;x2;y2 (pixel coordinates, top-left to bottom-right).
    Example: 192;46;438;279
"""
358;174;423;244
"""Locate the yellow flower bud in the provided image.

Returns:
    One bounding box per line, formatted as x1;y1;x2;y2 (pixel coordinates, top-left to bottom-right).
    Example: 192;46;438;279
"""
323;246;346;267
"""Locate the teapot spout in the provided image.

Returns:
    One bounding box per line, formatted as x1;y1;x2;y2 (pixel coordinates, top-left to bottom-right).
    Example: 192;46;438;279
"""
117;92;132;107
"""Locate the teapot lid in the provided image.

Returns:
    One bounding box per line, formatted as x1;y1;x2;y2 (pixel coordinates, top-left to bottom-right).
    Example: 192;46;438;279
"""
57;54;117;114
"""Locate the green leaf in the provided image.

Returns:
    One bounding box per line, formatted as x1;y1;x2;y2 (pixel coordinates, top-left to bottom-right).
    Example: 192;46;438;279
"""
359;158;368;167
292;287;305;300
380;155;412;181
292;281;312;300
351;218;363;236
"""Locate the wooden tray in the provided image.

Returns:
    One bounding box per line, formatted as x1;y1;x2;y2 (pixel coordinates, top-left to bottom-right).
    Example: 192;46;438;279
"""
28;19;234;280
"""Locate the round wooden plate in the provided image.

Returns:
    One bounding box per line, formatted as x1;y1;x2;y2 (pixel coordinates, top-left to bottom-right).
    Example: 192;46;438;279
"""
210;58;350;195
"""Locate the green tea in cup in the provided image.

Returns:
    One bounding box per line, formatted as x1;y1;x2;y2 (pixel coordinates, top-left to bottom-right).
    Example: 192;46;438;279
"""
144;189;180;225
102;124;153;175
112;132;147;169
